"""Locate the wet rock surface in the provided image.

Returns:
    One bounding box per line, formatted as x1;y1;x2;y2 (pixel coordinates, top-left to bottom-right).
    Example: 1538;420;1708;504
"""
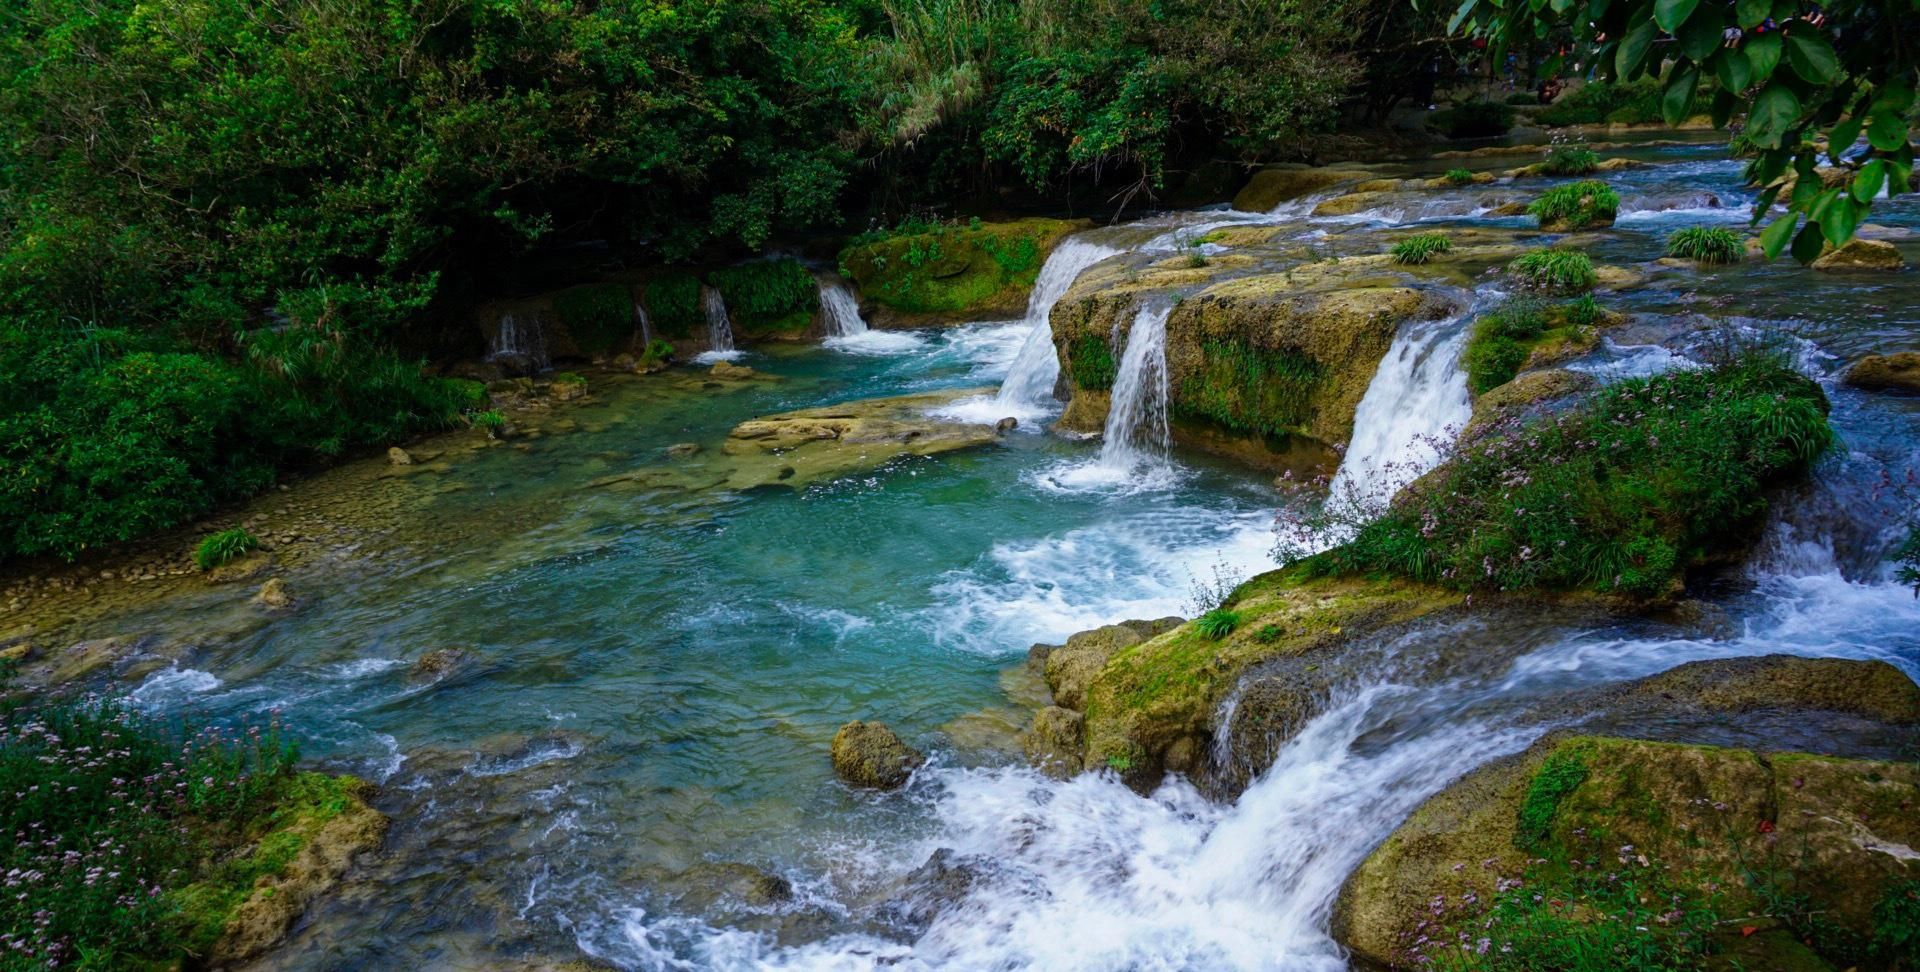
830;720;925;790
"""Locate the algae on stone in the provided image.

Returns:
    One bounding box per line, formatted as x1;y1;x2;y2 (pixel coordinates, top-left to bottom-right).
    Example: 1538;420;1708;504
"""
838;218;1086;327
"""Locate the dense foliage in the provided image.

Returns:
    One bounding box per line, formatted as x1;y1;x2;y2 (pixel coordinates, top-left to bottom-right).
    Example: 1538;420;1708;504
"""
1540;146;1601;176
1295;353;1832;596
1535;78;1667;127
0;698;305;968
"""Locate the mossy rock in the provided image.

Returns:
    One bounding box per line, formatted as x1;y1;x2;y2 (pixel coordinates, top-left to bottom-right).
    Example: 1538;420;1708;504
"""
1465;368;1596;439
838;218;1087;327
1232;166;1374;212
1079;571;1462;790
1335;730;1920;967
1619;654;1920;725
830;720;925;790
1845;351;1920;394
1812;238;1906;272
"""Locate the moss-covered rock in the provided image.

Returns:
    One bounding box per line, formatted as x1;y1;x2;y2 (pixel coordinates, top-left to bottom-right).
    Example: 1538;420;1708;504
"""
1619;655;1920;725
1335;728;1920;968
1845;351;1920;393
183;773;388;966
1812;238;1905;272
1232;166;1374;212
1050;269;1448;475
1022;706;1087;779
1078;571;1462;789
1465;368;1596;439
830;720;924;790
838;218;1087;327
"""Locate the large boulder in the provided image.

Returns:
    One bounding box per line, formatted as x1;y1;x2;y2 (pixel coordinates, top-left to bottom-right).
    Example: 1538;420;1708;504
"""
830;721;925;790
1334;733;1920;969
1232;166;1374;212
709;388;1002;490
1616;654;1920;724
1845;351;1920;394
1464;368;1596;439
1812;237;1905;272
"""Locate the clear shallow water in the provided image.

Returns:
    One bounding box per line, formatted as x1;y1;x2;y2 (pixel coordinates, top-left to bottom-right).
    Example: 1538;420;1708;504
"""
98;143;1920;970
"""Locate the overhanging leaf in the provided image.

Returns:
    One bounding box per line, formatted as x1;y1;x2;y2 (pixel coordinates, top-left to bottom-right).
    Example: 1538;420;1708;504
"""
1790;220;1827;263
1784;31;1839;84
1745;32;1782;85
1449;0;1479;35
1617;19;1658;79
1818;193;1862;247
1654;0;1700;32
1678;8;1722;61
1663;65;1700;126
1735;0;1768;28
1851;159;1887;203
1712;88;1738;128
1746;83;1801;149
1868;111;1909;152
1826;117;1862;157
1714;49;1752;92
1759;214;1797;257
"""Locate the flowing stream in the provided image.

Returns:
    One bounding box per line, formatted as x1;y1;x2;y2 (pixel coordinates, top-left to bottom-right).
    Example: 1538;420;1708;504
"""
60;135;1920;971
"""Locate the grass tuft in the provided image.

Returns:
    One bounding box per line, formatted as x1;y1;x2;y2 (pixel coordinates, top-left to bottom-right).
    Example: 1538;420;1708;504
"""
1391;233;1454;265
1527;180;1620;230
195;527;259;571
1508;249;1597;294
1664;226;1744;264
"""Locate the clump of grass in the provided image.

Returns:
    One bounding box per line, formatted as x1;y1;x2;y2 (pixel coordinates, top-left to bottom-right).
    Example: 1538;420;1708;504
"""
195;527;259;571
1665;226;1744;265
1462;298;1551;394
1195;608;1241;640
1444;168;1476;185
1293;350;1832;597
1390;233;1454;265
552;371;586;385
1527;180;1620;230
471;409;505;429
1508;248;1597;294
1562;294;1602;327
1539;146;1600;176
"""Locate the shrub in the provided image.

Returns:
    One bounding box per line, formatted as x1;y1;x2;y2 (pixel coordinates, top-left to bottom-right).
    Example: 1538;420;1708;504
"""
1462;298;1551;394
1444;168;1476;185
1540;146;1599;176
1195;608;1241;640
645;274;705;338
1536;79;1665;127
553;284;637;355
195;527;259;571
706;258;819;333
1297;352;1832;596
1562;294;1602;327
1390;233;1454;265
1665;226;1745;264
1527;180;1620;230
0;699;303;967
471;409;506;429
1508;248;1598;294
1876;880;1920;967
1430;101;1515;139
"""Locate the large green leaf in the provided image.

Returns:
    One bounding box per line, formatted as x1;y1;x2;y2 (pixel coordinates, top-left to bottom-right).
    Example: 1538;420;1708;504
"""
1790;220;1827;263
1711;88;1739;128
1662;65;1700;126
1851;159;1887;203
1678;8;1722;61
1784;31;1840;84
1654;0;1700;32
1826;116;1863;156
1735;0;1769;28
1818;193;1863;246
1616;19;1658;79
1759;214;1798;257
1713;49;1752;92
1745;32;1782;85
1746;83;1801;148
1868;110;1909;152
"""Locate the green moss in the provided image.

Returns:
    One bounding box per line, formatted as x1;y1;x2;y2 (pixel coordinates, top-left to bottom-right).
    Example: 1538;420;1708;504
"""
706;258;818;334
645;273;704;338
1172;337;1325;441
838;217;1077;316
553;283;636;354
1069;334;1117;390
1515;747;1589;851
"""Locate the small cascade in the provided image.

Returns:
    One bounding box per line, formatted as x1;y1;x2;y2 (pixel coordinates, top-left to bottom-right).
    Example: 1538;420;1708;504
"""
1095;302;1174;471
633;300;652;347
995;238;1121;407
701;285;735;354
1326;305;1474;511
487;312;550;373
817;277;868;337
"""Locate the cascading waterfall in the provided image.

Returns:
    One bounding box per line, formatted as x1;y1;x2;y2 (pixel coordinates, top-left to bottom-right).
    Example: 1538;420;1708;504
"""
1325;302;1475;511
633;300;652;347
817;277;868;337
701;285;736;355
488;312;550;372
1096;302;1174;470
994;238;1121;408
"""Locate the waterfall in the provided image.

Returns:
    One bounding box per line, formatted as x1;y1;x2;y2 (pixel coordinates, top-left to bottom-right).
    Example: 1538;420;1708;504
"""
1325;306;1474;511
633;300;652;347
817;277;868;337
487;312;550;373
701;286;735;354
994;238;1121;407
1096;302;1174;471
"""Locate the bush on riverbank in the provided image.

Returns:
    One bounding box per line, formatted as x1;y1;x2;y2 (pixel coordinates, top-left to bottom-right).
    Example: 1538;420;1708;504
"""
1430;101;1516;139
1298;352;1832;596
1536;79;1665;127
0;697;364;967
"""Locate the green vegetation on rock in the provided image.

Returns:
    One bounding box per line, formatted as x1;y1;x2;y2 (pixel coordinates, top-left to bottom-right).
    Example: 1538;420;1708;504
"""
554;285;638;355
1665;226;1745;264
1390;233;1453;265
1462;296;1599;395
1303;353;1832;596
1540;146;1600;176
707;259;820;335
839;218;1075;320
1444;168;1476;185
1508;248;1598;294
0;697;378;969
1528;181;1620;231
645;274;706;339
1173;337;1327;442
195;527;261;571
1513;746;1589;851
1069;334;1119;390
1535;79;1667;127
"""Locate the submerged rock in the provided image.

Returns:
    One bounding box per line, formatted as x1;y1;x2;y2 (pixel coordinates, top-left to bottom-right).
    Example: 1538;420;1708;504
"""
387;446;414;466
411;647;470;681
1812;237;1905;272
830;720;924;790
1845;351;1920;394
205;550;273;585
995;416;1018;434
665;442;703;458
883;848;994;932
1618;654;1920;724
719;387;1002;490
253;577;296;611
